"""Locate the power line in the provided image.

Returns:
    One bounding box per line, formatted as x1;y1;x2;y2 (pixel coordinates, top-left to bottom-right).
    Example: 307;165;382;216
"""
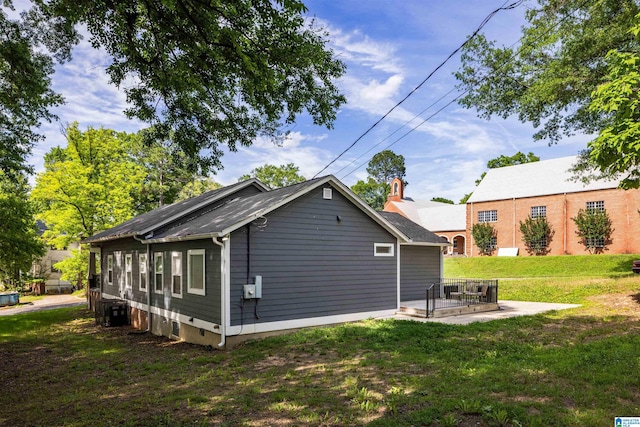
334;0;591;181
312;0;524;178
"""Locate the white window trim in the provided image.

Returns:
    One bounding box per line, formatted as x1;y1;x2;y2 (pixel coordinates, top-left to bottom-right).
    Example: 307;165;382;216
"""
187;249;206;296
139;253;147;292
374;243;395;257
171;252;183;298
107;254;113;285
124;254;133;289
154;252;164;295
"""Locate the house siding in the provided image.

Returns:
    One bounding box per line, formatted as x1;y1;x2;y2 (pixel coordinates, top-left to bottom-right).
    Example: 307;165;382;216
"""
466;188;640;256
400;245;442;300
229;185;398;326
100;238;222;325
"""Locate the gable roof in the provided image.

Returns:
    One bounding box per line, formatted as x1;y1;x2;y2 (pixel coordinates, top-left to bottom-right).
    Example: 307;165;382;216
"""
84;175;422;245
467;156;620;203
378;212;450;246
83;179;269;243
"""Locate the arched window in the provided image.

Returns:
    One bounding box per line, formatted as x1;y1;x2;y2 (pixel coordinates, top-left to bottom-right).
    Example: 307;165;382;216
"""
393;182;399;195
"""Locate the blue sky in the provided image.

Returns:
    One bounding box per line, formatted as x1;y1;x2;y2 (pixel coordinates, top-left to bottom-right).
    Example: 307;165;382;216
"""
27;0;590;203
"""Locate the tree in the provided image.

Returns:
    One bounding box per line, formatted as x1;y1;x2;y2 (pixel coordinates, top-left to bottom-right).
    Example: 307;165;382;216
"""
0;8;68;178
350;178;388;211
239;163;306;189
366;150;407;186
431;197;454;204
573;14;640;189
572;208;614;254
519;215;554;256
176;177;223;202
471;223;497;256
132;131;201;212
459;193;472;204
352;150;407;210
0;172;46;287
31;124;146;248
6;0;346;174
455;0;640;186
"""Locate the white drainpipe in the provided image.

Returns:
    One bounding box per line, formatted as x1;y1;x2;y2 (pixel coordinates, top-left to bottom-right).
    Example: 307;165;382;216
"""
212;236;226;348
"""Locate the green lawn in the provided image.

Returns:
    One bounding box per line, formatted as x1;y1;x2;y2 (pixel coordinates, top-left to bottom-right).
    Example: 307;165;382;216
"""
445;253;640;279
1;270;639;426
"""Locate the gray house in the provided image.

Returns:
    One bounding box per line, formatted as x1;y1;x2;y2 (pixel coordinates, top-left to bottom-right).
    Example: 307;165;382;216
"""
84;176;448;347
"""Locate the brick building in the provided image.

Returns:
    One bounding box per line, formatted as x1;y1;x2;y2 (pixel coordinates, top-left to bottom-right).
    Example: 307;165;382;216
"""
466;156;640;256
384;178;467;255
384;156;640;256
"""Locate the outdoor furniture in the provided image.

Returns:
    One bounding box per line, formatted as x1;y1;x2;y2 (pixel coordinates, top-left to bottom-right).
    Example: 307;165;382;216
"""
450;282;489;301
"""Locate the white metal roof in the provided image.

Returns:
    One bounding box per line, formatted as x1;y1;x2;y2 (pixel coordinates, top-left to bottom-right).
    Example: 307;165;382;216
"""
467;156;619;203
388;200;466;232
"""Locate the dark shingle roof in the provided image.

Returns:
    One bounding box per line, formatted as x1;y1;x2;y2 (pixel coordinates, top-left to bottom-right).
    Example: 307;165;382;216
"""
378;212;449;245
83;179;267;243
147;177;328;241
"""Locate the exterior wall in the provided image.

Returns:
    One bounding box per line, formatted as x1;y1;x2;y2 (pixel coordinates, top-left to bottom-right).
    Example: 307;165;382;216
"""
466;188;640;256
99;237;222;330
229;184;398;327
399;245;442;300
436;231;467;255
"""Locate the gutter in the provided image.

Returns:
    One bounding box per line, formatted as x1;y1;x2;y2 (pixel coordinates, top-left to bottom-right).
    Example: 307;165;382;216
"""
212;236;226;348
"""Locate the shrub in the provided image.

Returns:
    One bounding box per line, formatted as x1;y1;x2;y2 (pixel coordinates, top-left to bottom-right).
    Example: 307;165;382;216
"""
572;208;613;254
519;215;554;255
472;223;497;256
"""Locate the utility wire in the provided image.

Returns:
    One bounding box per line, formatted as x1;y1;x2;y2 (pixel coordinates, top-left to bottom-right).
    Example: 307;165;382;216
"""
335;0;591;180
312;0;524;178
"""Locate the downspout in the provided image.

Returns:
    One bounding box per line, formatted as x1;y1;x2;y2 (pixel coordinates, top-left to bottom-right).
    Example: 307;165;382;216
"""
470;202;474;257
563;193;567;254
513;198;516;247
212;236;226;348
396;239;401;311
134;236;152;332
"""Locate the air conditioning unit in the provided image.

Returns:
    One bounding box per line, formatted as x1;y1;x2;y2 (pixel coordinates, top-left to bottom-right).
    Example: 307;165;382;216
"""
96;299;130;327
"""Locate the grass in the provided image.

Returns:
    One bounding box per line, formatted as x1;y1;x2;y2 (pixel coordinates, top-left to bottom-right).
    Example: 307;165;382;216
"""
0;268;639;425
445;253;640;279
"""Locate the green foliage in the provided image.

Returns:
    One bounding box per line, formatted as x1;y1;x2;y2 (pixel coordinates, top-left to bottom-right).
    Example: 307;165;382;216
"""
366;150;407;186
20;0;346;172
350;178;388;211
0;172;45;286
53;248;88;288
175;177;222;202
572;208;614;254
431;197;454;204
352;149;406;210
471;222;497;256
31;123;146;249
578;14;640;189
0;7;68;177
132;132;202;211
455;0;640;187
239;163;306;189
456;0;639;144
459;192;472;204
519;215;554;255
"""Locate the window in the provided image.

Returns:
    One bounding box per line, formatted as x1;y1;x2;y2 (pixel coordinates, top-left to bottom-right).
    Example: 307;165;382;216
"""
531;206;546;218
171;252;182;298
107;254;113;285
139;254;147;292
125;254;133;289
586;200;605;212
478;210;497;222
374;243;394;257
323;188;332;199
489;237;498;250
154;252;163;294
586;237;605;248
188;249;206;296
